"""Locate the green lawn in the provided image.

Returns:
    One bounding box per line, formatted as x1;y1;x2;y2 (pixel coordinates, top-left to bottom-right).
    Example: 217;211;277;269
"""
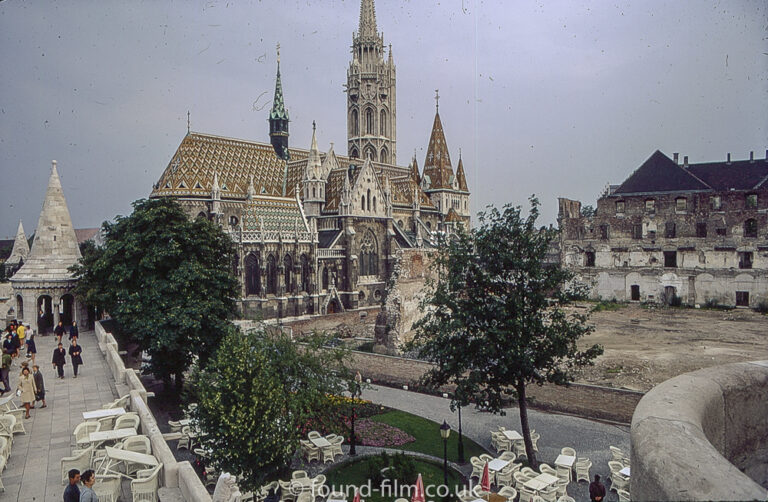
370;410;487;461
325;457;463;502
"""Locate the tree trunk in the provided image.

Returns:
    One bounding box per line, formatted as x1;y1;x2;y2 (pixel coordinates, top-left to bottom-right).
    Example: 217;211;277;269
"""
174;371;184;393
517;381;537;468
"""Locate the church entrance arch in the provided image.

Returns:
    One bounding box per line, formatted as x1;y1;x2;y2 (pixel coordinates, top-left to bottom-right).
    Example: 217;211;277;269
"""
60;294;75;326
328;299;341;314
37;295;53;334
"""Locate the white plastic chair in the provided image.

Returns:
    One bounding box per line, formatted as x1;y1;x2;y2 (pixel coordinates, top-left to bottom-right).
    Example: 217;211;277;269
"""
330;436;344;458
123;435;152;476
497;486;517;502
617;488;631;502
131;463;163;502
470;456;484;479
499;451;516;462
456;490;474;502
560;447;576;457
611;471;630;493
556;497;576;502
3;410;26;434
60;446;93;485
539;463;556;477
609;445;625;462
539;485;558;502
530;432;540;451
518;485;536;502
115;413;141;432
574;458;591;483
73;421;101;448
93;474;122;502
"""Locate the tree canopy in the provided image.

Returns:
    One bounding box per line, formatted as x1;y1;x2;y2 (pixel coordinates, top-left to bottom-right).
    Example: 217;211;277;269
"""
409;198;603;467
188;326;353;491
70;198;240;387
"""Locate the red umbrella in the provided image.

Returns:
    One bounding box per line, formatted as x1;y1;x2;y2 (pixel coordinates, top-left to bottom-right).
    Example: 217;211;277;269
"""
352;489;360;502
480;461;491;492
412;473;426;502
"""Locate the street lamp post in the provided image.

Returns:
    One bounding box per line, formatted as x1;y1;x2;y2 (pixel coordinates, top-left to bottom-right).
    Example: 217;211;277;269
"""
350;371;363;456
440;420;451;486
457;405;465;464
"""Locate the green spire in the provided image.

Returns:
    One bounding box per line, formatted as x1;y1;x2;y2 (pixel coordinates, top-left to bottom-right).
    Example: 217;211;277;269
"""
270;58;289;121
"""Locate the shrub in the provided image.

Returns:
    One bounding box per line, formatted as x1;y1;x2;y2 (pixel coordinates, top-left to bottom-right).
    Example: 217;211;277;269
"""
754;301;768;314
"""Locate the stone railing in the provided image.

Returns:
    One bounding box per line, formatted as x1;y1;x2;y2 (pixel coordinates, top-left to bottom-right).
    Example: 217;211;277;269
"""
95;321;211;501
630;360;768;501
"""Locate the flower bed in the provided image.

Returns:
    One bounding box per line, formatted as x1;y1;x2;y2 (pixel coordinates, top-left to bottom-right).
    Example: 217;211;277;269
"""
356;419;415;447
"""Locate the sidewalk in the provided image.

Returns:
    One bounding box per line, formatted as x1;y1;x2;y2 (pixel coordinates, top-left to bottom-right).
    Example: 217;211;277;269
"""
2;329;119;501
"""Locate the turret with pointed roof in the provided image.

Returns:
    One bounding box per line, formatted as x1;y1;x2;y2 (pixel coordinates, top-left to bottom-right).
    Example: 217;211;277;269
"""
456;152;468;192
4;221;30;276
302;122;326;217
12;161;81;283
269;46;290;160
422;106;454;191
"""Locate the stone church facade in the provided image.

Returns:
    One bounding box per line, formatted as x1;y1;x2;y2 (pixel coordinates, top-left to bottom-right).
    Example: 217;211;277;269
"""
150;0;471;320
558;150;768;308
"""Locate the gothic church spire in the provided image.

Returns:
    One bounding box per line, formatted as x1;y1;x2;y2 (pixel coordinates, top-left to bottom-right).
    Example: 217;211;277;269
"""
269;43;290;160
359;0;378;39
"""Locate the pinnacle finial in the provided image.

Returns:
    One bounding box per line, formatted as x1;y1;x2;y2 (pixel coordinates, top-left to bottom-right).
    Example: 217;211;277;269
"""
187;110;190;134
277;42;281;64
435;89;440;111
52;159;57;169
312;120;316;132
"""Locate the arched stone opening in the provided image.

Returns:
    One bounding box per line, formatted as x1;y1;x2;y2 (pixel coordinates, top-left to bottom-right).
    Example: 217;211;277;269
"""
60;294;75;326
37;295;53;334
16;295;23;320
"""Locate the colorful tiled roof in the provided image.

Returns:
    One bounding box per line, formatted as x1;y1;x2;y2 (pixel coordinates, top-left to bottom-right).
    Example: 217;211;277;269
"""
455;155;469;192
150;132;308;199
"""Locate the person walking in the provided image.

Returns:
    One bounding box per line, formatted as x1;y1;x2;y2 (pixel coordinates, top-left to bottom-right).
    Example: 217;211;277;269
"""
63;469;81;502
26;333;37;363
16;365;37;419
589;474;606;502
0;349;11;394
54;320;66;344
69;339;83;378
32;364;47;408
79;469;99;502
68;321;79;341
17;322;26;350
52;342;67;379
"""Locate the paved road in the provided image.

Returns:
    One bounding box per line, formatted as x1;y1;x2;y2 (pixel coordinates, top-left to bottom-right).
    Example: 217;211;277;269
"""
360;384;630;502
2;329;119;501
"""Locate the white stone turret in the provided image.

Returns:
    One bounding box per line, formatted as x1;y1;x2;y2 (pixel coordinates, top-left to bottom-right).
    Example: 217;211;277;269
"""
301;122;327;218
4;220;30;277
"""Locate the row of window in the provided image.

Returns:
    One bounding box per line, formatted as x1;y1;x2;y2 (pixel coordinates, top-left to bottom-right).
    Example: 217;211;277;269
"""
615;194;758;214
350;108;388;137
584;250;754;269
243;253;312;296
349;145;389;163
597;219;759;240
626;285;752;307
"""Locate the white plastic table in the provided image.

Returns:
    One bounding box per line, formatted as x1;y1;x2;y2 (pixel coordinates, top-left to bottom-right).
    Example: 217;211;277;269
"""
502;430;523;441
310;436;331;448
89;427;137;444
524;472;559;492
555;454;575;468
97;446;158;479
487;458;510;472
82;407;126;420
619;466;630;477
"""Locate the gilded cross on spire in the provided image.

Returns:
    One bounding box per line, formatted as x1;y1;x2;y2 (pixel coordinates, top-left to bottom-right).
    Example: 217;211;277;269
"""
435;89;440;111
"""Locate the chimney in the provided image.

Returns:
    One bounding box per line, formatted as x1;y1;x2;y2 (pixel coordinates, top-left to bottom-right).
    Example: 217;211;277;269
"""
726;153;731;165
749;151;754;163
673;152;679;164
683;155;688;168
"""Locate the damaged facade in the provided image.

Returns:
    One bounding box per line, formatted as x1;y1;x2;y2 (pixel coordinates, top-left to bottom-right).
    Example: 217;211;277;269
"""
558;150;768;308
149;0;470;320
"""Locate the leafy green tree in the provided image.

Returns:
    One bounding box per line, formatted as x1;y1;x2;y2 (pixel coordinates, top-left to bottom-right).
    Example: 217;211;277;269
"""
409;198;602;467
188;327;353;491
70;198;239;389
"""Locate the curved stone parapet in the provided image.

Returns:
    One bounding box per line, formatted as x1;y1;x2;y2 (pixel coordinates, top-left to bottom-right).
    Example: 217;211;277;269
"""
630;360;768;501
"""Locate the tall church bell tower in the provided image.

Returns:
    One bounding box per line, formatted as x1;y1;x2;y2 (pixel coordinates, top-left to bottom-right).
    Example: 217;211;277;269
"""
347;0;396;165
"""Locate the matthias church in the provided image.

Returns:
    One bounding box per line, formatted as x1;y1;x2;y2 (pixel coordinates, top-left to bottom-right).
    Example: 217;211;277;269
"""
150;0;470;319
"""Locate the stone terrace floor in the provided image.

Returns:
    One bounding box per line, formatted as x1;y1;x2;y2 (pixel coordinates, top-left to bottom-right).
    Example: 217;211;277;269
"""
2;329;120;501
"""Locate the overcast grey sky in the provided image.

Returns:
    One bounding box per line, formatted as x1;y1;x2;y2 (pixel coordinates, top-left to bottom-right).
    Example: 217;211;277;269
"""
1;0;766;239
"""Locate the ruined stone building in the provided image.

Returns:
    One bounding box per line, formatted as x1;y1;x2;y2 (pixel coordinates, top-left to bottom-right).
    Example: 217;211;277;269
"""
149;0;470;320
558;150;768;308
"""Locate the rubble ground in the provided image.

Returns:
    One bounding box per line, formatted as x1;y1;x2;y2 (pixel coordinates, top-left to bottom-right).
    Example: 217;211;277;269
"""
573;303;768;391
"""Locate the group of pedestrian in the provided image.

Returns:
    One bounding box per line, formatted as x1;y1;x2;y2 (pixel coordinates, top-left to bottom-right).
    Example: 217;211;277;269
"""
64;468;99;502
52;339;83;378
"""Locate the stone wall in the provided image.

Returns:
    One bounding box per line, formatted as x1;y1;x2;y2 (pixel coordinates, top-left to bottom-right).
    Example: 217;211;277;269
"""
347;350;642;424
630;360;768;500
95;322;211;502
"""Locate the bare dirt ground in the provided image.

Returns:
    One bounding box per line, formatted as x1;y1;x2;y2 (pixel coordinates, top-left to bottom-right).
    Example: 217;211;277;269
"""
573;303;768;391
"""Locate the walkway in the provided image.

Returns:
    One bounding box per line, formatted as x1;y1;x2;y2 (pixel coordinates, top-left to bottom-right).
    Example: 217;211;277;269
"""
2;329;119;501
360;384;630;502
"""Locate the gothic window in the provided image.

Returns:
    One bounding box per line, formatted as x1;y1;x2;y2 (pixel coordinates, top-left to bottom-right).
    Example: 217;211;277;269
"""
360;230;378;276
367;189;371;211
373;196;376;212
197;211;207;219
229;215;239;227
284;254;293;293
361;195;366;211
351;147;359;159
364;145;376;161
301;254;311;292
365;108;374;135
380;109;387;136
245;253;260;296
351;109;359;136
380;147;388;164
322;266;329;290
744;218;758;238
312;187;316;199
266;255;277;295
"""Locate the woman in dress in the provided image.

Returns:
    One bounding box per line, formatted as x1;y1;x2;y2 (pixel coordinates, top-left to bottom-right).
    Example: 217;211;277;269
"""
16;366;37;419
